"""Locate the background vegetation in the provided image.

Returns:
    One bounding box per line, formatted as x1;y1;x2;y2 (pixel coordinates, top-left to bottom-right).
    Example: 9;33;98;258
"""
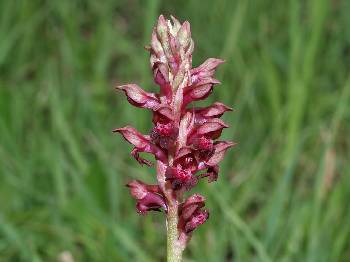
0;0;349;261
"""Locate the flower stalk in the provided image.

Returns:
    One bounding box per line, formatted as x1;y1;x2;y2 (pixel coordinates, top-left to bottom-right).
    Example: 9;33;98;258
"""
114;15;235;261
167;202;182;262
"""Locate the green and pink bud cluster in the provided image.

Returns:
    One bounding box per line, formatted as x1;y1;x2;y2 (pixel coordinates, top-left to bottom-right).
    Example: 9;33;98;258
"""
114;15;234;251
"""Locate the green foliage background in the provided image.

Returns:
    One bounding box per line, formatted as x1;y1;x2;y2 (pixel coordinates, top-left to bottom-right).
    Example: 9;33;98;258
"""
0;0;349;261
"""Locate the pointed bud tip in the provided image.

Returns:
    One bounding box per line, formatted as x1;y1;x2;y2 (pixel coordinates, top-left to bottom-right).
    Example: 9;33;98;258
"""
112;126;130;133
170;15;179;23
212;79;221;85
213;102;233;111
217;58;225;64
182;21;190;30
157;15;167;28
158;14;165;21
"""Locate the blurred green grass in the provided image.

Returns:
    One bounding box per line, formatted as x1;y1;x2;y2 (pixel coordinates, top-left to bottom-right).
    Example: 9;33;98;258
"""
0;0;349;261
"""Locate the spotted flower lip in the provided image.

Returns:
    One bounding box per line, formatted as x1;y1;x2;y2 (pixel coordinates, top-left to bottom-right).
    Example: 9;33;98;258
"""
114;14;235;253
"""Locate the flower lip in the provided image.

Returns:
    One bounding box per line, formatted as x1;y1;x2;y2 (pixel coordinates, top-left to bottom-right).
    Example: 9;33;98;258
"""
165;165;198;191
193;136;214;151
154;122;175;136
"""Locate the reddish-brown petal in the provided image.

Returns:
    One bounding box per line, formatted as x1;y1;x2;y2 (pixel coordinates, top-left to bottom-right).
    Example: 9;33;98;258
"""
117;84;160;110
150;122;178;150
184;210;209;233
183;78;221;106
126;180;167;214
165;165;198;191
175;147;193;161
192;136;214;151
194;118;229;140
126;180;161;199
153;105;174;123
177;112;194;148
136;192;167;214
191;58;225;81
205;141;235;166
180;194;206;221
113;126;167;164
194;102;233;120
113;126;150;148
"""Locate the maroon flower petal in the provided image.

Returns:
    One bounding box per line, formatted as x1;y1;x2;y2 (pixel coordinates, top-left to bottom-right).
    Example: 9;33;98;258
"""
194;102;233;122
196;119;228;135
113;126;150;148
189;118;229;142
191;58;225;81
117;84;160;110
184;210;209;233
177;112;194;149
150;122;178;150
180;194;205;220
183;77;221;106
113;126;167;164
126;180;161;199
178;194;209;235
154;105;173;121
205;141;235;166
127;180;167;214
175;146;193;161
165;165;198;191
153;62;169;85
136;193;167;214
193;136;214;151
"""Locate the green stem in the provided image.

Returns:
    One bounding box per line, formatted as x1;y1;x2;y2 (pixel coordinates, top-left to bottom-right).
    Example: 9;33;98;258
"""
167;203;183;262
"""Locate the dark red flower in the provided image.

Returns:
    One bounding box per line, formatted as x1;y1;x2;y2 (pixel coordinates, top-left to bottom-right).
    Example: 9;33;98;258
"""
165;164;198;190
179;194;209;234
113;126;167;165
127;180;167;214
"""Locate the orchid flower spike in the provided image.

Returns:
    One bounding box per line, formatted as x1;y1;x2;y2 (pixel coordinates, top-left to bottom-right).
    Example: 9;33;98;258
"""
114;14;235;261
